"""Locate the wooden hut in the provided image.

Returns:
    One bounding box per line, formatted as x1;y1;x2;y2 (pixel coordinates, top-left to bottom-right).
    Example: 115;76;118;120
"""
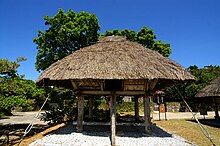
37;36;194;146
196;76;220;119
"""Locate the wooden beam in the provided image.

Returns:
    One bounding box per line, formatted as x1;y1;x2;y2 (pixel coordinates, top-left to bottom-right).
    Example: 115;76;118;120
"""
149;79;158;90
71;80;78;90
100;80;104;91
110;94;116;146
144;94;151;134
134;96;139;120
77;95;84;132
116;91;145;95
81;90;111;95
80;90;145;95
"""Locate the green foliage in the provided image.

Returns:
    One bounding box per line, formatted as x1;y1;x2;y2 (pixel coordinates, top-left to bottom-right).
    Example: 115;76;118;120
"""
0;58;46;117
166;65;220;99
103;27;171;57
41;87;76;124
0;57;26;78
34;9;100;71
0;77;46;115
0;96;27;115
117;102;134;113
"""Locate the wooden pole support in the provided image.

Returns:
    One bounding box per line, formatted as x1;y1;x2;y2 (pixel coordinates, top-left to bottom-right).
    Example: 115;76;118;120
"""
158;104;161;121
144;94;151;134
165;103;167;120
110;94;116;146
88;97;94;120
77;95;84;133
134;96;139;120
214;106;219;119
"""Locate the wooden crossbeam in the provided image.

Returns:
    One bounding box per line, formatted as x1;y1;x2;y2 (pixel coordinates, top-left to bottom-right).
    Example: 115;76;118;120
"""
80;90;145;95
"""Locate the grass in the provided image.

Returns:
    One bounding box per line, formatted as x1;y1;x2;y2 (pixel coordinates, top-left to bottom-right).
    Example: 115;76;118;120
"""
154;119;220;146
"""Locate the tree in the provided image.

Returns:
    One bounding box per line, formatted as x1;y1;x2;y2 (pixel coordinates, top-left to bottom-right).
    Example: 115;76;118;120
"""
103;27;171;57
165;65;220;110
0;57;26;78
166;65;220;98
34;9;100;71
0;58;46;117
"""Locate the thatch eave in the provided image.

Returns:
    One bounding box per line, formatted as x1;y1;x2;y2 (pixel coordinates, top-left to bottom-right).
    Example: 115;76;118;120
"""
195;76;220;98
37;36;194;87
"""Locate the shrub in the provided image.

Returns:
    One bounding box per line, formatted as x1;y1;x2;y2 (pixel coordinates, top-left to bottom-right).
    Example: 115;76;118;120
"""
0;95;29;116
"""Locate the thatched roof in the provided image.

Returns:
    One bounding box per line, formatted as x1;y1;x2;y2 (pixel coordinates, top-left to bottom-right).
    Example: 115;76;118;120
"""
195;76;220;98
37;36;194;84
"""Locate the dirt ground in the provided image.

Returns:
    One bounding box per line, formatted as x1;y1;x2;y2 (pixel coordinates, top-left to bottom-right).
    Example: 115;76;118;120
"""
0;111;47;125
150;111;217;120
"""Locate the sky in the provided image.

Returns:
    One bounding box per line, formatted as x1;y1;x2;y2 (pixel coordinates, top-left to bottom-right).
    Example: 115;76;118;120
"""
0;0;220;81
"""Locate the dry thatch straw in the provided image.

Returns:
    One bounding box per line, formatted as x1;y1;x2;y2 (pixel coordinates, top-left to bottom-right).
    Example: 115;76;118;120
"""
37;36;194;84
196;76;220;98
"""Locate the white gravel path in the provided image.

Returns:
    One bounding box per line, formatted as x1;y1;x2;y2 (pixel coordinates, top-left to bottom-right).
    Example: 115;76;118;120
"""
30;124;194;146
30;133;193;146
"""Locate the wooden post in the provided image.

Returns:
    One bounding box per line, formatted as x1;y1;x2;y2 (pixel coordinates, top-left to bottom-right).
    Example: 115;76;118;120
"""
110;94;116;146
158;104;161;121
134;96;139;120
165;103;167;120
214;106;219;119
144;94;151;134
88;97;94;120
77;95;84;133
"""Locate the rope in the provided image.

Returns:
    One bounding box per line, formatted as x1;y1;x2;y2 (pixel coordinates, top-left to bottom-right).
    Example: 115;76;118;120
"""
175;87;216;146
18;93;49;146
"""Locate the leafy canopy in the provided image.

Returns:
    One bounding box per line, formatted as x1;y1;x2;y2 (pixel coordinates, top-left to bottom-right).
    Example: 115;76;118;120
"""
0;58;46;117
0;57;26;78
34;9;100;71
166;65;220;99
103;28;171;57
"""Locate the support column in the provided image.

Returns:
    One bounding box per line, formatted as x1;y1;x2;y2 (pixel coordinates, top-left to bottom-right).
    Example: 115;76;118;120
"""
214;106;219;119
134;96;139;120
144;94;151;134
165;103;167;120
110;95;116;146
77;95;84;133
213;98;219;119
88;97;94;120
158;104;161;121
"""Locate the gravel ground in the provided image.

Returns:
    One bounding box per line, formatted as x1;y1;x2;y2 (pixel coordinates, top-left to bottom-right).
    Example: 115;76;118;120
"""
30;134;193;146
30;123;194;146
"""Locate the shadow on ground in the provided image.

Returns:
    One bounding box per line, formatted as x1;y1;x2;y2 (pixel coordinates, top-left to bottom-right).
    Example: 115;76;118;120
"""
187;119;220;128
52;122;172;138
0;124;50;146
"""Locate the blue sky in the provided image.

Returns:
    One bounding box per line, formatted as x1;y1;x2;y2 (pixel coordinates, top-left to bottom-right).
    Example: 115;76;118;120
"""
0;0;220;81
